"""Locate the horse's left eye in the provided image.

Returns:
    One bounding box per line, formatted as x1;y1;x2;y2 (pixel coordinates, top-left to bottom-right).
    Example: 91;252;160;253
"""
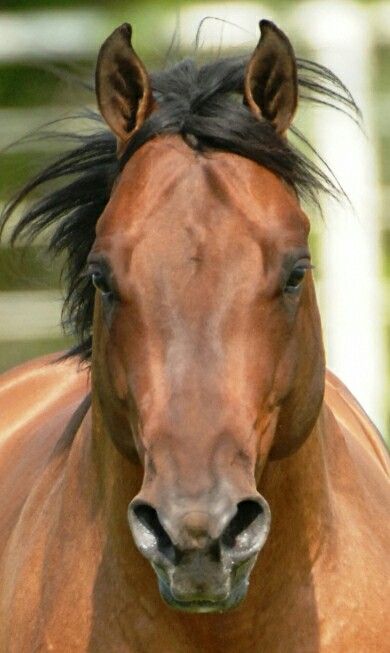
284;267;306;293
92;271;112;296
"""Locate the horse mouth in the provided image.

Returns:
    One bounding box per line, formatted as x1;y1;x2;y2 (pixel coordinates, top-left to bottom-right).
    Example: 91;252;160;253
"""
157;577;248;613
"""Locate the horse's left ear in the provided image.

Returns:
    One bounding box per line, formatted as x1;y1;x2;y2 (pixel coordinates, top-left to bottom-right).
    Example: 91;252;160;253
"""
95;23;154;156
244;20;298;135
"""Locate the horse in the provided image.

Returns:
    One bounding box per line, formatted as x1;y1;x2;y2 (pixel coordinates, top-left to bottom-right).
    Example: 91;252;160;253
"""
0;19;389;653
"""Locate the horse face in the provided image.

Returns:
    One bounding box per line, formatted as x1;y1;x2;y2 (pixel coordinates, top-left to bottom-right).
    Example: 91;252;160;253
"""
88;18;325;613
90;136;325;612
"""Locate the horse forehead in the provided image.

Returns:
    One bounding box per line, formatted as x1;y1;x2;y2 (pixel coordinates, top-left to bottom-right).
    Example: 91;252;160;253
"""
97;136;308;244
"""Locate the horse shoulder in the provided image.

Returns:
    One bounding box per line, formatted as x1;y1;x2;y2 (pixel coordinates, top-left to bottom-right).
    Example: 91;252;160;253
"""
313;371;390;651
0;353;90;557
323;369;389;551
324;369;389;477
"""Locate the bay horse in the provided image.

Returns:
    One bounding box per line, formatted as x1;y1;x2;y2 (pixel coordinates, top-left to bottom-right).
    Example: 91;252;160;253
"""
0;19;389;653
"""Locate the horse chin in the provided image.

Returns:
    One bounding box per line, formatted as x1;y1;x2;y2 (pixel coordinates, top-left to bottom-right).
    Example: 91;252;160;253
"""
157;577;248;613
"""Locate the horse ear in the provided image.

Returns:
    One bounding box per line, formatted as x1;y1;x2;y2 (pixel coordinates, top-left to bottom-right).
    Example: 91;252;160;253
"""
244;20;298;135
95;23;154;155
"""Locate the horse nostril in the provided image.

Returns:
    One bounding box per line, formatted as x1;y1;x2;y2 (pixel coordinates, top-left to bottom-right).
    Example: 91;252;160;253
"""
131;502;177;564
221;499;269;552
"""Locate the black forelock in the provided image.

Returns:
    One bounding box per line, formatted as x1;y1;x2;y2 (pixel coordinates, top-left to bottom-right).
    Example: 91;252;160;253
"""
0;54;360;362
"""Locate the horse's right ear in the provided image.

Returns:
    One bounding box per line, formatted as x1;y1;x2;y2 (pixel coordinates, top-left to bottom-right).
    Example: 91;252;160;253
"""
95;23;154;156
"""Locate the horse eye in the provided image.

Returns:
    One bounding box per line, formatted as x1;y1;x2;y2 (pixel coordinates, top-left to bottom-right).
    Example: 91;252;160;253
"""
91;271;112;296
284;267;306;293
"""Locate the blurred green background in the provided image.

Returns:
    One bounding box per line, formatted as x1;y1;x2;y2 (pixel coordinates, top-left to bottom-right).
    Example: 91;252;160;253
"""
0;0;389;439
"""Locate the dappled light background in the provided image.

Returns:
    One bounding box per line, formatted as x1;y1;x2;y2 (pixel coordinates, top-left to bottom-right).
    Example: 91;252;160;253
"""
0;0;389;439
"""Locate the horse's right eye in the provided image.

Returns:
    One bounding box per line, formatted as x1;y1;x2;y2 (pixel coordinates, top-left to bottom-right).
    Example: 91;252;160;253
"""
91;271;112;296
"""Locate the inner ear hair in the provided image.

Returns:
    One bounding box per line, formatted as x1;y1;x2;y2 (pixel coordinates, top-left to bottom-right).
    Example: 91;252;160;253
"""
95;23;154;155
244;20;298;135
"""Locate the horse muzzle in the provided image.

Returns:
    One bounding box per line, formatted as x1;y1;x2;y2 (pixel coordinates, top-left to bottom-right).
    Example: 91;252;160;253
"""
127;494;271;612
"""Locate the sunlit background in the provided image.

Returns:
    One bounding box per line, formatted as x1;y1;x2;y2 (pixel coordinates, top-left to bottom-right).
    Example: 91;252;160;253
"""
0;0;389;439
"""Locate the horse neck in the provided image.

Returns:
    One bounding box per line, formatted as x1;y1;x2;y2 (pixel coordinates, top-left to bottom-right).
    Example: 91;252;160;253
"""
53;394;143;571
260;406;335;568
88;397;143;548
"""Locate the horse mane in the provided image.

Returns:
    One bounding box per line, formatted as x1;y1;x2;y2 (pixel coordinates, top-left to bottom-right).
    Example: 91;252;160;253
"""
0;55;360;362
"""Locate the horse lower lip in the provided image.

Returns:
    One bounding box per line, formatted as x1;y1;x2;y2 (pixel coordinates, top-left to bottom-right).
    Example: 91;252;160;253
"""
164;582;228;604
167;599;226;613
173;592;228;604
157;577;247;613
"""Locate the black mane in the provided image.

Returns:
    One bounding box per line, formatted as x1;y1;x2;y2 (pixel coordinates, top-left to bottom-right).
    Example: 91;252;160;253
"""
0;55;359;361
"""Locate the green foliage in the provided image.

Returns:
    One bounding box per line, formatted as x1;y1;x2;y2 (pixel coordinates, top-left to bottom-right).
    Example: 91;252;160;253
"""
0;246;63;291
0;337;73;373
0;65;66;108
1;0;110;8
0;152;55;195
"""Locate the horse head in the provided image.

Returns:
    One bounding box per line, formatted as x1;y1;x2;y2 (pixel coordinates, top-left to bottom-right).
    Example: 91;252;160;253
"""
89;21;325;612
